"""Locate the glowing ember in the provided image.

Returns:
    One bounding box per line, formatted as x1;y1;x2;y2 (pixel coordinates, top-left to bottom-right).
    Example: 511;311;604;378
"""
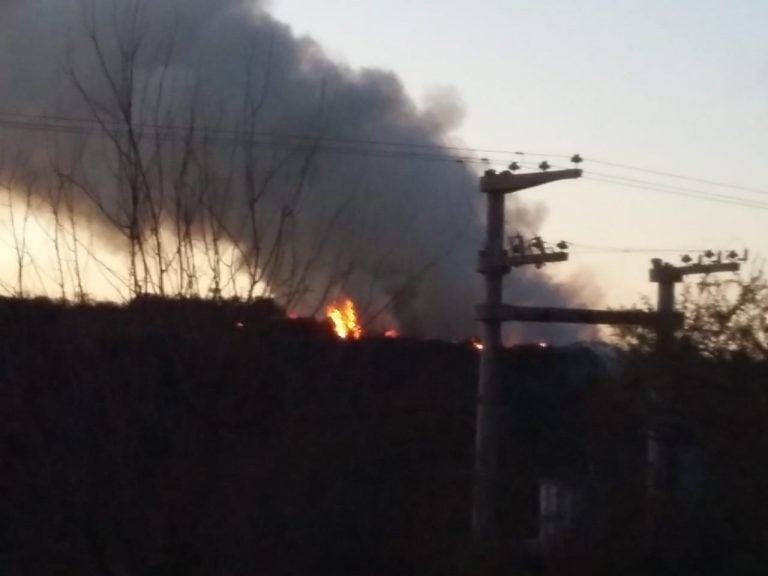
326;299;363;340
538;342;549;348
384;329;399;339
472;339;484;351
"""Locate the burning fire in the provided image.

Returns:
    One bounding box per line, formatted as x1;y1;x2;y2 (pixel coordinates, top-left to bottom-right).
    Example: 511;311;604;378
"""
324;298;402;340
472;339;484;351
326;299;363;340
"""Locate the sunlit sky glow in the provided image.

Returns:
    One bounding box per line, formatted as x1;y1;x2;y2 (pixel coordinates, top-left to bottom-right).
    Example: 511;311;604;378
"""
269;0;768;307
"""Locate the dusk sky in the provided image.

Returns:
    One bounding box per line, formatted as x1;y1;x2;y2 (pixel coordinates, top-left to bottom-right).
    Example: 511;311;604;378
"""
270;0;768;307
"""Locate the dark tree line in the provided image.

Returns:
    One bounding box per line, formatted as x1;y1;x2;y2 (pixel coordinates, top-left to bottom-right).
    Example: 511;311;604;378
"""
2;297;768;575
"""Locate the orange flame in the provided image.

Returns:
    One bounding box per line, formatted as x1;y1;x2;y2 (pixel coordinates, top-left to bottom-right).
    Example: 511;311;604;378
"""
472;339;484;351
384;329;399;339
326;299;363;340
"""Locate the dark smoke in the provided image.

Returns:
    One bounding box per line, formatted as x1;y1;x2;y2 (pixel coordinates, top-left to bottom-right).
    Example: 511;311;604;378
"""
0;0;594;342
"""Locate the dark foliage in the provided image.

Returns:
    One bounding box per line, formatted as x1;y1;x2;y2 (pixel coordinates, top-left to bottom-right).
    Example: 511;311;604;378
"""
0;298;767;575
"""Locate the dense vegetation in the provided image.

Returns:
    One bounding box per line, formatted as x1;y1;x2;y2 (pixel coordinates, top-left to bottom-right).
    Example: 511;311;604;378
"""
2;297;768;575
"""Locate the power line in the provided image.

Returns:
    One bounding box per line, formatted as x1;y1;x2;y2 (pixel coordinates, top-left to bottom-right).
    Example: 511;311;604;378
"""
0;111;501;165
583;175;768;211
584;170;768;208
0;110;585;164
586;157;768;198
536;158;768;210
1;109;767;211
1;109;766;193
0;113;489;167
568;243;726;255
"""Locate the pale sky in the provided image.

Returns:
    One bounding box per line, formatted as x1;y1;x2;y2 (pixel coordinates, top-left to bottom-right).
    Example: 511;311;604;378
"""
268;0;768;307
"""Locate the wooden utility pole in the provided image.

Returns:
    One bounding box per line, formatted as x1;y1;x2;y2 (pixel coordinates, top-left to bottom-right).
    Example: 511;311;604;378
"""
473;168;581;544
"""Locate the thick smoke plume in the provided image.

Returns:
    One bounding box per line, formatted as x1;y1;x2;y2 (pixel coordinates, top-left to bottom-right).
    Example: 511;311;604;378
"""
0;0;592;342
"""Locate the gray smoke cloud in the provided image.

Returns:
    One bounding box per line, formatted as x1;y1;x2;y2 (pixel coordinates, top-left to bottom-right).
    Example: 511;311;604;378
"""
0;0;594;342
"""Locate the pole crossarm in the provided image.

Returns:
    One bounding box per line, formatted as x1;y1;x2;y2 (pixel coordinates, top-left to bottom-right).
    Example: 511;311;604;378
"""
476;303;684;329
679;262;739;276
649;258;741;284
508;251;568;268
480;168;582;194
477;250;568;273
649;259;740;283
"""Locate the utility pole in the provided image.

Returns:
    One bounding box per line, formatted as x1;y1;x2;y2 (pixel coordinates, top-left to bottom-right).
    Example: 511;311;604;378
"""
645;251;744;547
649;252;744;352
473;167;581;544
473;296;684;554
